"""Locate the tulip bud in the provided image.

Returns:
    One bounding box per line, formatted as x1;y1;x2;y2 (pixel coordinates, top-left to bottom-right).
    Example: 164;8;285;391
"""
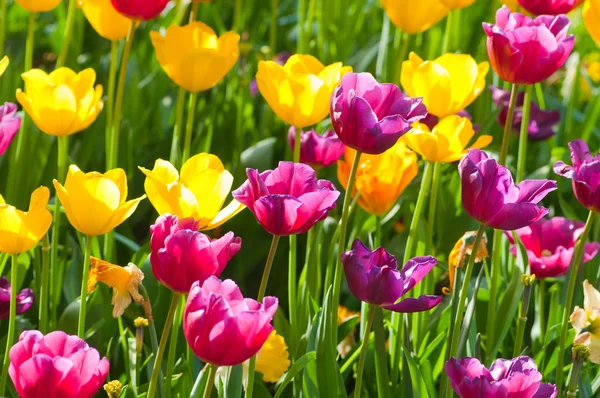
134;316;148;358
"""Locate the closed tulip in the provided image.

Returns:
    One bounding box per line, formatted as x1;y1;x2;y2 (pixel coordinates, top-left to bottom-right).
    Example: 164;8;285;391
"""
381;0;449;34
518;0;584;14
0;103;21;156
0;56;8;78
555;139;600;212
337;141;418;216
256;54;351;128
139;154;244;230
440;0;476;9
53;165;146;236
16;68;104;137
151;22;240;93
584;0;600;47
401;52;489;118
111;0;169;20
14;0;60;12
79;0;133;42
0;277;34;319
0;187;52;255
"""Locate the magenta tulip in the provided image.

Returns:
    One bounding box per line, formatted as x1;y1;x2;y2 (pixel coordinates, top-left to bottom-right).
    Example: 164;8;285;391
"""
330;72;427;154
0;277;34;319
445;356;557;398
150;214;241;294
183;277;277;366
459;149;556;230
111;0;169;20
9;330;109;398
518;0;584;15
483;6;574;85
0;103;20;156
232;161;340;236
288;127;346;168
341;239;442;313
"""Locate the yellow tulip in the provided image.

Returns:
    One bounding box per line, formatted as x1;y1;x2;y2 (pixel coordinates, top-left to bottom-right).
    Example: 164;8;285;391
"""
571;280;600;364
381;0;449;35
0;56;8;78
79;0;133;42
584;0;600;48
337;141;418;216
14;0;61;12
255;331;291;383
139;153;244;230
16;68;104;137
440;0;476;8
256;54;351;128
404;116;492;163
150;22;240;93
53;165;146;236
401;52;489;118
0;187;52;255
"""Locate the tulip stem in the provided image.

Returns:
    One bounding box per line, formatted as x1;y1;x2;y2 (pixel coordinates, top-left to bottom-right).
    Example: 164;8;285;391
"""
165;299;184;398
288;125;302;361
0;254;19;396
270;0;279;54
516;85;532;183
297;0;306;53
425;162;442;253
202;364;217;398
182;92;198;163
442;10;454;54
513;277;533;357
39;233;51;333
105;40;119;171
140;284;164;396
148;293;182;398
499;84;519;166
56;0;77;67
354;304;375;398
170;87;187;167
486;228;503;360
0;0;6;57
556;211;597;394
567;349;585;396
77;236;93;338
538;279;546;345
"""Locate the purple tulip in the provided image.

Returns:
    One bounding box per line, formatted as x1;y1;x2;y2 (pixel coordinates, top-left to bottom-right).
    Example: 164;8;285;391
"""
459;149;557;230
421;109;479;132
490;86;560;141
330;72;427;155
0;277;34;319
445;356;557;398
287;127;346;168
483;6;574;85
0;103;21;156
555;139;600;212
518;0;584;15
232;161;340;236
341;239;442;313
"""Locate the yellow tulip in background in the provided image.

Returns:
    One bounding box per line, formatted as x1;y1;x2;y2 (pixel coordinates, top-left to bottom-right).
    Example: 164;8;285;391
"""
79;0;133;42
255;331;291;383
14;0;61;12
256;54;351;128
440;0;476;8
381;0;448;35
584;0;600;48
338;141;418;216
404;116;492;163
16;68;104;137
571;280;600;364
0;57;8;78
401;52;488;118
0;187;52;255
150;22;240;93
139;153;244;230
53;165;146;236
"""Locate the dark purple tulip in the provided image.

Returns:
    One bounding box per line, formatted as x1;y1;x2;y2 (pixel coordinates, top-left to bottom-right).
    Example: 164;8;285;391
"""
288;127;345;168
555;139;600;212
330;72;427;155
0;277;34;319
459;149;557;230
445;356;557;398
0;103;21;156
341;239;442;313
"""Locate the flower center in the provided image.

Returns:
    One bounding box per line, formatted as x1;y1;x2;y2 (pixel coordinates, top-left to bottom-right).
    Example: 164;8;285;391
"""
541;249;553;257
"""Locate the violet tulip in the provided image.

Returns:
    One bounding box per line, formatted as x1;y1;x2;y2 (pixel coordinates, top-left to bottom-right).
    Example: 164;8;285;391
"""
555;139;600;213
183;277;278;366
445;356;557;398
287;127;345;168
0;277;34;319
330;72;427;155
9;330;110;398
518;0;584;15
111;0;169;20
150;214;241;294
232;161;340;236
483;6;574;85
459;149;557;230
507;217;600;278
0;103;20;156
341;239;442;313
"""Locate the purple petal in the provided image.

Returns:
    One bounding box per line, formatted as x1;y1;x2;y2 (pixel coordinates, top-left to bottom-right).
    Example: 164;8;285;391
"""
382;295;442;313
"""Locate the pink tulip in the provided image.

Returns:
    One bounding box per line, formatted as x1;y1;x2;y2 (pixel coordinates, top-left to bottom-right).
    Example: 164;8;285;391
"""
111;0;169;20
9;330;109;398
288;127;346;168
183;277;278;366
518;0;584;15
0;103;21;156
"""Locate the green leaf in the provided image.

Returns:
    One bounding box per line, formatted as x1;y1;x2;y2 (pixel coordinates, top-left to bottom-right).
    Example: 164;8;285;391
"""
337;315;359;345
274;351;317;398
403;344;430;398
489;270;524;361
224;365;243;398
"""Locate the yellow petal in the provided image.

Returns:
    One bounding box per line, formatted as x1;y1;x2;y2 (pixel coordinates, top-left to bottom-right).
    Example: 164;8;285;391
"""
0;56;8;78
14;0;61;12
412;60;452;118
80;0;132;41
284;54;325;75
584;280;600;313
202;200;246;230
381;0;448;34
100;195;146;235
104;168;128;205
256;331;291;383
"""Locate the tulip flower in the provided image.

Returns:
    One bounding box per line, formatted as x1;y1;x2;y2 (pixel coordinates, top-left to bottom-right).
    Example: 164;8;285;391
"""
584;0;600;47
16;68;104;137
0;187;52;255
421;109;475;131
0;103;21;156
149;214;241;294
139;154;244;230
381;0;449;34
0;56;7;78
14;0;60;12
256;54;351;128
9;330;110;397
445;356;557;397
404;115;493;163
571;280;600;364
79;0;133;42
232;162;340;236
459;149;556;230
111;0;169;20
331;72;427;154
482;6;574;85
337;141;418;216
555;139;600;213
490;86;560;141
341;239;442;313
507;217;600;279
440;0;476;8
151;22;240;93
401;52;489;118
0;277;34;319
53;165;145;236
287;127;345;169
518;0;584;14
183;277;278;366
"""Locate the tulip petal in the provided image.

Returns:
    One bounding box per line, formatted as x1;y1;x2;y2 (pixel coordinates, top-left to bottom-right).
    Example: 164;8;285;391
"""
382;295;443;313
202;200;246;231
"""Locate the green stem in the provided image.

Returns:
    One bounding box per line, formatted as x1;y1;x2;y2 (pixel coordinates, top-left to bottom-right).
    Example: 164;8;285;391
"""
55;0;77;67
534;83;546;110
39;233;51;333
148;293;182;398
170;87;187;167
486;229;503;358
0;0;6;57
372;306;390;398
270;0;279;54
375;13;390;80
293;126;302;163
105;40;119;170
202;364;217;398
182;92;198;164
140;284;164;397
354;304;375;398
288;232;297;355
556;211;597;394
375;216;382;248
426;162;442;253
567;356;584;396
165;299;184;398
190;1;200;21
77;236;93;338
538;279;546;345
0;254;19;396
297;0;306;53
582;88;600;143
441;10;454;54
516;85;532;183
499;84;519;166
306;0;317;47
513;280;533;357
